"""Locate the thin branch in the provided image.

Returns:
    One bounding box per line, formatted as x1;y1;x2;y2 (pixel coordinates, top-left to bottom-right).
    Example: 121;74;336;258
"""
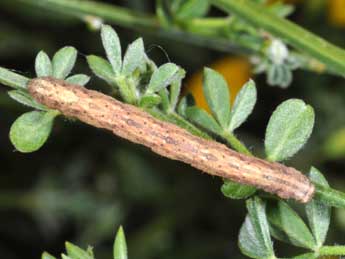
28;77;315;203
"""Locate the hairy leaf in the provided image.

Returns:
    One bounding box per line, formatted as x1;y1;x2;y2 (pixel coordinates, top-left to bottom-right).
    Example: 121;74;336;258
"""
0;67;29;89
146;63;179;94
229;79;257;132
52;46;77;79
203;68;231;129
66;74;90;86
8;90;47;110
9;110;58;153
87;55;116;85
267;201;316;250
186;106;222;135
221;180;256;199
35;51;53;77
239;197;274;259
122;38;145;76
41;252;57;259
265;99;315;161
306;167;331;248
101;25;122;74
175;0;210;19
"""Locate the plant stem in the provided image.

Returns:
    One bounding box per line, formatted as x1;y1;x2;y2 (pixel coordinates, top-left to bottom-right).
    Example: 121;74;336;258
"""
314;183;345;209
211;0;345;76
11;0;329;74
319;246;345;256
221;131;252;156
14;0;244;54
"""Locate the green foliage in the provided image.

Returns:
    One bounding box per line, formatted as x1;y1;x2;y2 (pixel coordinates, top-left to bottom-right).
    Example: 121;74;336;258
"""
239;197;275;259
35;51;53;77
306;167;331;248
9;110;58;153
52;46;78;79
268;201;316;250
101;24;122;75
114;226;128;259
146;63;180;94
229;79;257;132
221;180;256;199
265;99;315;162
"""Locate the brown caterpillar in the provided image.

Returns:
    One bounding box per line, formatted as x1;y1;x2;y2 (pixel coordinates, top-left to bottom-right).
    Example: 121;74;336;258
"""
28;77;315;203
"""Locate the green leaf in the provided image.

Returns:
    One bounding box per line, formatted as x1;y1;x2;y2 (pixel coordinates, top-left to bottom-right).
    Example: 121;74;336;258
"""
229;79;257;132
203;68;231;129
186;106;222;135
66;74;90;86
221;180;256;199
113;226;127;259
239;197;274;259
9;110;58;153
159;88;170;112
0;67;29;89
122;38;145;76
35;51;53;77
52;46;77;79
101;25;122;74
292;252;317;259
265;99;315;162
267;201;316;250
87;55;116;85
175;0;210;20
139;94;161;108
66;242;92;259
146;63;179;94
169;68;185;111
41;252;57;259
8;90;47;110
177;94;195;117
61;255;72;259
306;167;330;248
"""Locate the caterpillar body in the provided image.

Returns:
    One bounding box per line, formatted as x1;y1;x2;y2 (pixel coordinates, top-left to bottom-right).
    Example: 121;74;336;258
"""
28;77;315;203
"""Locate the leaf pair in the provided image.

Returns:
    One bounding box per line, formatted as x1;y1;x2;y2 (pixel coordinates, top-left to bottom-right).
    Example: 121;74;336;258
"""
186;68;257;135
42;226;128;259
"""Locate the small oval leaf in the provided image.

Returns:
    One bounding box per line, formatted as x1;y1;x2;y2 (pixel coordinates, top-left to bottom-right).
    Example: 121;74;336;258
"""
35;51;53;77
9;110;58;153
114;226;127;259
8;90;47;110
52;46;77;79
239;197;274;259
101;25;122;75
146;63;179;94
122;38;145;76
265;99;315;162
229;79;257;132
66;74;90;86
186;106;222;135
0;67;29;89
139;94;161;108
202;68;231;129
267;201;316;250
221;180;256;199
87;55;116;85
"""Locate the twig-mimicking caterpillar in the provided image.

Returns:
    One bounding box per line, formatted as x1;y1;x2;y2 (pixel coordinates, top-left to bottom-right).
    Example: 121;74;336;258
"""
28;77;315;203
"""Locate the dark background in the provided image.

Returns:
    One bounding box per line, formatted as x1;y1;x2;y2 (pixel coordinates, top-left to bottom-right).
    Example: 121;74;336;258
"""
0;1;345;258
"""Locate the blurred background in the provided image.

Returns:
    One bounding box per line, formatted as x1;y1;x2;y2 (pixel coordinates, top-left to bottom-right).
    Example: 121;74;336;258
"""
0;0;345;258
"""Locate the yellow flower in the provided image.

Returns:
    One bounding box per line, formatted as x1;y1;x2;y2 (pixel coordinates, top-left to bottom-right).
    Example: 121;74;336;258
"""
184;56;251;112
328;0;345;27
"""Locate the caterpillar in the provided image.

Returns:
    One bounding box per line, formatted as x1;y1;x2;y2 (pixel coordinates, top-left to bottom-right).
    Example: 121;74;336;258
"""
28;77;315;203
